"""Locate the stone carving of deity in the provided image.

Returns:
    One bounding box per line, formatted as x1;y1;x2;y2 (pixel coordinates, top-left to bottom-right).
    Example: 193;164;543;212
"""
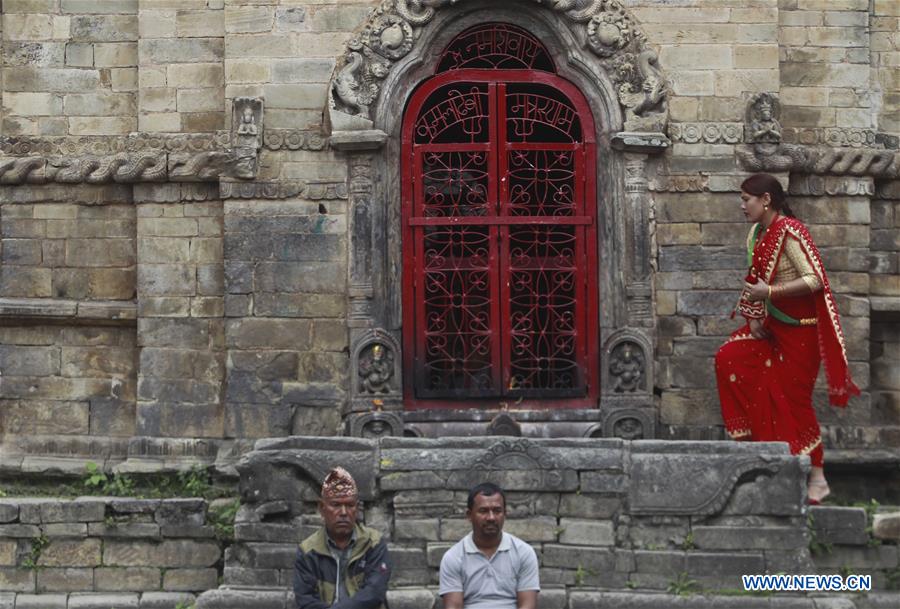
748;93;782;144
609;342;645;393
358;343;394;394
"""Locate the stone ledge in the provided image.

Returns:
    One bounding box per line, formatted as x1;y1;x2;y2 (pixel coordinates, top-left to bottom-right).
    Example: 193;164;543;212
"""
0;435;253;478
188;587;899;609
0;298;136;322
329;129;388;152
0;593;196;609
870;297;900;313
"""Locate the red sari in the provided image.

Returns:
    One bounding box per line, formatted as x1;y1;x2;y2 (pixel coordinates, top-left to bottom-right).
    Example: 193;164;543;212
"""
715;216;859;466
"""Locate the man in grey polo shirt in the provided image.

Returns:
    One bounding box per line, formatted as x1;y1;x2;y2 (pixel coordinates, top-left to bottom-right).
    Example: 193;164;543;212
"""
439;482;540;609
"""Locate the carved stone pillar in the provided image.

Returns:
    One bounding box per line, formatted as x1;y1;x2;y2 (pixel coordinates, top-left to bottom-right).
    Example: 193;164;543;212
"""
623;152;654;328
331;131;403;430
348;152;375;328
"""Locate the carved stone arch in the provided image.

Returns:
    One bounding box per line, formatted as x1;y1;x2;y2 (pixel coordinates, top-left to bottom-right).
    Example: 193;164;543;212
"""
328;0;669;132
330;0;670;435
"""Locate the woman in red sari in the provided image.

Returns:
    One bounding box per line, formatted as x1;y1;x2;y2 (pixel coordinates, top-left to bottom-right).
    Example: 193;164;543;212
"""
715;173;859;504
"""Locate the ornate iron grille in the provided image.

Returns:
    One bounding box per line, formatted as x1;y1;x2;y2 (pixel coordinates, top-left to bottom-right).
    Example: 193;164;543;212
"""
437;23;555;73
403;25;599;409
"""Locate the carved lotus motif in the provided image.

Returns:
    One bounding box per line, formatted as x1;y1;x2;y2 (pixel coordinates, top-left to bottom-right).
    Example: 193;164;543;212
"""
587;11;631;56
371;14;414;60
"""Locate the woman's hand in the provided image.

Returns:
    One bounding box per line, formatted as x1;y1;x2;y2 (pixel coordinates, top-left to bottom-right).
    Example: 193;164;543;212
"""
745;279;770;303
749;318;770;340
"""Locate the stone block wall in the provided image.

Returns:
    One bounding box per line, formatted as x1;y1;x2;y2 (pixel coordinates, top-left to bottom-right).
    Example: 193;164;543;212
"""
0;0;896;473
0;497;220;600
2;0;139;137
0;323;137;446
223;196;348;439
0;185;135;300
134;186;226;439
138;0;225;134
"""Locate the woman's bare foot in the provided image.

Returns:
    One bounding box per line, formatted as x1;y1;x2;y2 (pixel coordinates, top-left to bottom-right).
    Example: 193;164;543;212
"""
808;466;830;504
808;479;830;504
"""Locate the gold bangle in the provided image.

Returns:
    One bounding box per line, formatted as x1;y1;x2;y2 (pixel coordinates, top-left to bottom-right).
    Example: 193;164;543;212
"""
768;285;773;299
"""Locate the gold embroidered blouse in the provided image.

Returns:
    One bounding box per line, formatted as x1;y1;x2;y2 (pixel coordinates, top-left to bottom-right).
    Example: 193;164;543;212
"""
773;236;822;292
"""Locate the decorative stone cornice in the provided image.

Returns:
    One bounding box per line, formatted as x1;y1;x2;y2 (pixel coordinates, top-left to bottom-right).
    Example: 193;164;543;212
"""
0;297;136;322
737;93;900;178
876;180;900;200
329;0;668;133
782;127;888;149
0;133;229;156
0;100;268;186
219;180;348;200
263;130;329;151
0;153;167;185
668;123;743;145
788;175;875;197
736;143;900;178
649;174;708;193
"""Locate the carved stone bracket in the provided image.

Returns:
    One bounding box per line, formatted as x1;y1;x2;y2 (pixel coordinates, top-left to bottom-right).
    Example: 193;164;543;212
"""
350;328;402;412
329;0;668;134
611;131;670;155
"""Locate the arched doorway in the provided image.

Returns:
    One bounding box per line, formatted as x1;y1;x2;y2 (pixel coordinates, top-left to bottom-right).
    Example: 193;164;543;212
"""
401;24;600;409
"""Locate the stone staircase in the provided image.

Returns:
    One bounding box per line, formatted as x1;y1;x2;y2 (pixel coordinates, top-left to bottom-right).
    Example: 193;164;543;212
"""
1;438;898;608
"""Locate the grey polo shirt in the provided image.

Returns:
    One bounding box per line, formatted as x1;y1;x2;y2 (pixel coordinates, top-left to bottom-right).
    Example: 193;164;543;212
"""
439;532;540;609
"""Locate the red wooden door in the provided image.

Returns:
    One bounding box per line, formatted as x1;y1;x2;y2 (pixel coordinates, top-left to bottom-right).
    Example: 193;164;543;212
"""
401;24;599;409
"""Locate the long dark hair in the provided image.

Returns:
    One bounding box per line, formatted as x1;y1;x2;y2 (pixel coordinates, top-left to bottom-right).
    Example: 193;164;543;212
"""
741;173;795;218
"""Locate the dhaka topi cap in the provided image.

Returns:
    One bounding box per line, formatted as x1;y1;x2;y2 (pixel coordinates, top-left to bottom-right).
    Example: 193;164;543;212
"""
322;466;357;499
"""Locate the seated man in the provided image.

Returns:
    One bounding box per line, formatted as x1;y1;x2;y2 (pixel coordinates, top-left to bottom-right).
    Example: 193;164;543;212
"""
293;467;391;609
439;482;540;609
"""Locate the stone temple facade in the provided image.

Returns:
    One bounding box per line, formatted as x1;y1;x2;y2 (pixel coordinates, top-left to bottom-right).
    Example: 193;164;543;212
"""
0;0;897;485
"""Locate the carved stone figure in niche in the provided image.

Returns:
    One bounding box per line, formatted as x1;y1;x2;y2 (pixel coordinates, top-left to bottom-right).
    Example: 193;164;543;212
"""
237;105;258;136
613;417;643;440
609;341;645;393
361;418;391;438
358;343;394;394
747;93;782;145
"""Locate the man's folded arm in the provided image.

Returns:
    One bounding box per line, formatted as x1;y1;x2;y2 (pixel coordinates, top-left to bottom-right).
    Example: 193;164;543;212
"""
293;550;330;609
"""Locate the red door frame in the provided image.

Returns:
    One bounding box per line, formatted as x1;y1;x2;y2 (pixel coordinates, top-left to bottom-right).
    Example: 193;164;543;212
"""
401;69;600;410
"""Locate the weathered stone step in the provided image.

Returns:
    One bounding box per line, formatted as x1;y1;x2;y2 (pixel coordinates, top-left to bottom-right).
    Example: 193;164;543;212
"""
0;592;195;609
190;587;900;609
